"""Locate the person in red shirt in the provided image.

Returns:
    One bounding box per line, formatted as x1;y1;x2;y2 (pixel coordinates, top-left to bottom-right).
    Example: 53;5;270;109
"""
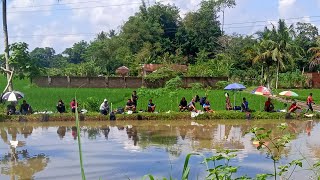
289;101;301;113
306;93;314;113
264;97;274;112
70;99;78;113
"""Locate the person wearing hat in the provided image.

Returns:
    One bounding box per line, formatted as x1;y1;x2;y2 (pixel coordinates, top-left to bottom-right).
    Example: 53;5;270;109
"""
100;99;110;115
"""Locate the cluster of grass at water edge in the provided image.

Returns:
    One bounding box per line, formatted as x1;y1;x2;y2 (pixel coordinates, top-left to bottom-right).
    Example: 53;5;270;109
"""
2;110;317;122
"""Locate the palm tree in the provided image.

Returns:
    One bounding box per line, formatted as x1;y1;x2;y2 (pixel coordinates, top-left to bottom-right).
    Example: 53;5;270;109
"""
308;37;320;70
253;20;299;89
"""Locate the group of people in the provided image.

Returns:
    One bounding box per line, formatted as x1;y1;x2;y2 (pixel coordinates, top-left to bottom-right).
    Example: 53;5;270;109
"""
6;100;32;115
125;91;156;113
179;95;214;113
8;90;315;118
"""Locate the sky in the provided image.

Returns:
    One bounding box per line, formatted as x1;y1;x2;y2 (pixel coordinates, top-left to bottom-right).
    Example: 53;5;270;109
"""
1;0;320;53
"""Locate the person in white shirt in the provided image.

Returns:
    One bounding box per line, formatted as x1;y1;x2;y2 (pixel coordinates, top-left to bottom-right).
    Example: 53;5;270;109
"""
100;99;110;115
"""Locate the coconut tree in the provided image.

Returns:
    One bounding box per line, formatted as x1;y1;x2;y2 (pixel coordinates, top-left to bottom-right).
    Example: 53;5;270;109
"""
253;19;299;89
308;37;320;70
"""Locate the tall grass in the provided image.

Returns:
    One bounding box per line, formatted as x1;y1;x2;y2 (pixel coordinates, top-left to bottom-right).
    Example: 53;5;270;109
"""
0;77;288;113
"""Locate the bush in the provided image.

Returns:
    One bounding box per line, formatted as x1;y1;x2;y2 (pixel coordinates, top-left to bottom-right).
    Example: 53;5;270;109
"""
279;70;308;88
215;81;229;89
82;97;100;112
189;83;204;90
165;76;182;90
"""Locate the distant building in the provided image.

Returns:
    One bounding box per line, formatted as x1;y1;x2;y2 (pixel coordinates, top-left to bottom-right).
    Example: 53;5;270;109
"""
141;64;188;76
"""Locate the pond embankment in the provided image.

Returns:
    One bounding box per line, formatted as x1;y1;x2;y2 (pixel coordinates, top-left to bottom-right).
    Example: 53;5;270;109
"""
0;111;317;122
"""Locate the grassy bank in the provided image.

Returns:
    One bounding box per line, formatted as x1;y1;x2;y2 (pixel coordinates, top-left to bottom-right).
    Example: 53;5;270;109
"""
0;77;290;114
2;111;317;122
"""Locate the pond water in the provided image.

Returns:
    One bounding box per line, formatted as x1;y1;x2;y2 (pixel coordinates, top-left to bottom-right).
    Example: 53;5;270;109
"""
0;120;319;180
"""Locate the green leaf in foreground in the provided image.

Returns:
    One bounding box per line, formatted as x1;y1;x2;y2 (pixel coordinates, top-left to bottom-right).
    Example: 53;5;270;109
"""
75;97;86;180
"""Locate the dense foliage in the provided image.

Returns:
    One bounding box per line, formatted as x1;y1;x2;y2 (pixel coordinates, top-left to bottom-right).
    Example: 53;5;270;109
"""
3;0;320;89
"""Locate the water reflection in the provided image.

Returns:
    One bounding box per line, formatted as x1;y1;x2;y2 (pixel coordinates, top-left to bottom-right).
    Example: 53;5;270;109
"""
0;126;49;180
57;126;66;139
0;120;319;179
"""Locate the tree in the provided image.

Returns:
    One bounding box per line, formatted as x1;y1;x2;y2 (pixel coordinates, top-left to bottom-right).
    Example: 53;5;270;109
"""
177;0;235;63
9;42;41;82
30;47;56;68
1;0;61;92
295;22;319;72
308;37;320;70
62;40;88;64
253;20;299;89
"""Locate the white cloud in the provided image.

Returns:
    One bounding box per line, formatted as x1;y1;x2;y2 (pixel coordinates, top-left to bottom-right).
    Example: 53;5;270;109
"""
0;0;317;53
278;0;297;18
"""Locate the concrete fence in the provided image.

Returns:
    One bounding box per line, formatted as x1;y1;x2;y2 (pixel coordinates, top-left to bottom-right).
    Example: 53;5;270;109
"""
33;76;228;88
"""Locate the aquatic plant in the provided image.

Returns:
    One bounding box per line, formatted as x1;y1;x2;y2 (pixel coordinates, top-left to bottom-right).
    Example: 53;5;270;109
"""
75;96;86;180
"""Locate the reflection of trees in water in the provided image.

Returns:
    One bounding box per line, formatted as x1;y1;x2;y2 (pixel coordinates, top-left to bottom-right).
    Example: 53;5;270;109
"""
87;128;100;140
0;127;49;180
0;150;49;180
137;125;177;149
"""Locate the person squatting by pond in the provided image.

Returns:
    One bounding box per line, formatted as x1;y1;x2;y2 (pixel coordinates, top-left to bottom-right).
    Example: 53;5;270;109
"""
57;99;66;113
7;102;16;115
100;99;110;115
179;97;188;112
264;97;275;112
20;100;32;115
147;99;156;113
125;99;136;112
70;99;78;113
203;100;214;113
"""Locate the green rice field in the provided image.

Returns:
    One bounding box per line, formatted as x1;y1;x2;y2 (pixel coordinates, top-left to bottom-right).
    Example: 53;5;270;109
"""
0;77;304;113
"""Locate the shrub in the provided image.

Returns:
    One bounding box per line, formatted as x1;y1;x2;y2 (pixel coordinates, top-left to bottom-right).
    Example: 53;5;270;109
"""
82;97;100;112
189;82;204;90
215;81;229;89
165;76;183;90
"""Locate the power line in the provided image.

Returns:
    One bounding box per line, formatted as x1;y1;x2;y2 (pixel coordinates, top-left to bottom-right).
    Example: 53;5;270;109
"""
3;2;144;14
9;0;112;9
4;19;320;39
223;15;320;26
4;0;163;13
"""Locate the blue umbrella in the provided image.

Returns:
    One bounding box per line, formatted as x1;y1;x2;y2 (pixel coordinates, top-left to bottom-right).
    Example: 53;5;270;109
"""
224;83;246;110
224;83;246;90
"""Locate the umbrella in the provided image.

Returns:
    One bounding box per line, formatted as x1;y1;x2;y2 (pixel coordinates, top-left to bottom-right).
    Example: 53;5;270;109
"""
251;86;272;111
224;83;246;109
279;90;298;97
251;86;272;96
224;83;246;91
2;91;24;102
